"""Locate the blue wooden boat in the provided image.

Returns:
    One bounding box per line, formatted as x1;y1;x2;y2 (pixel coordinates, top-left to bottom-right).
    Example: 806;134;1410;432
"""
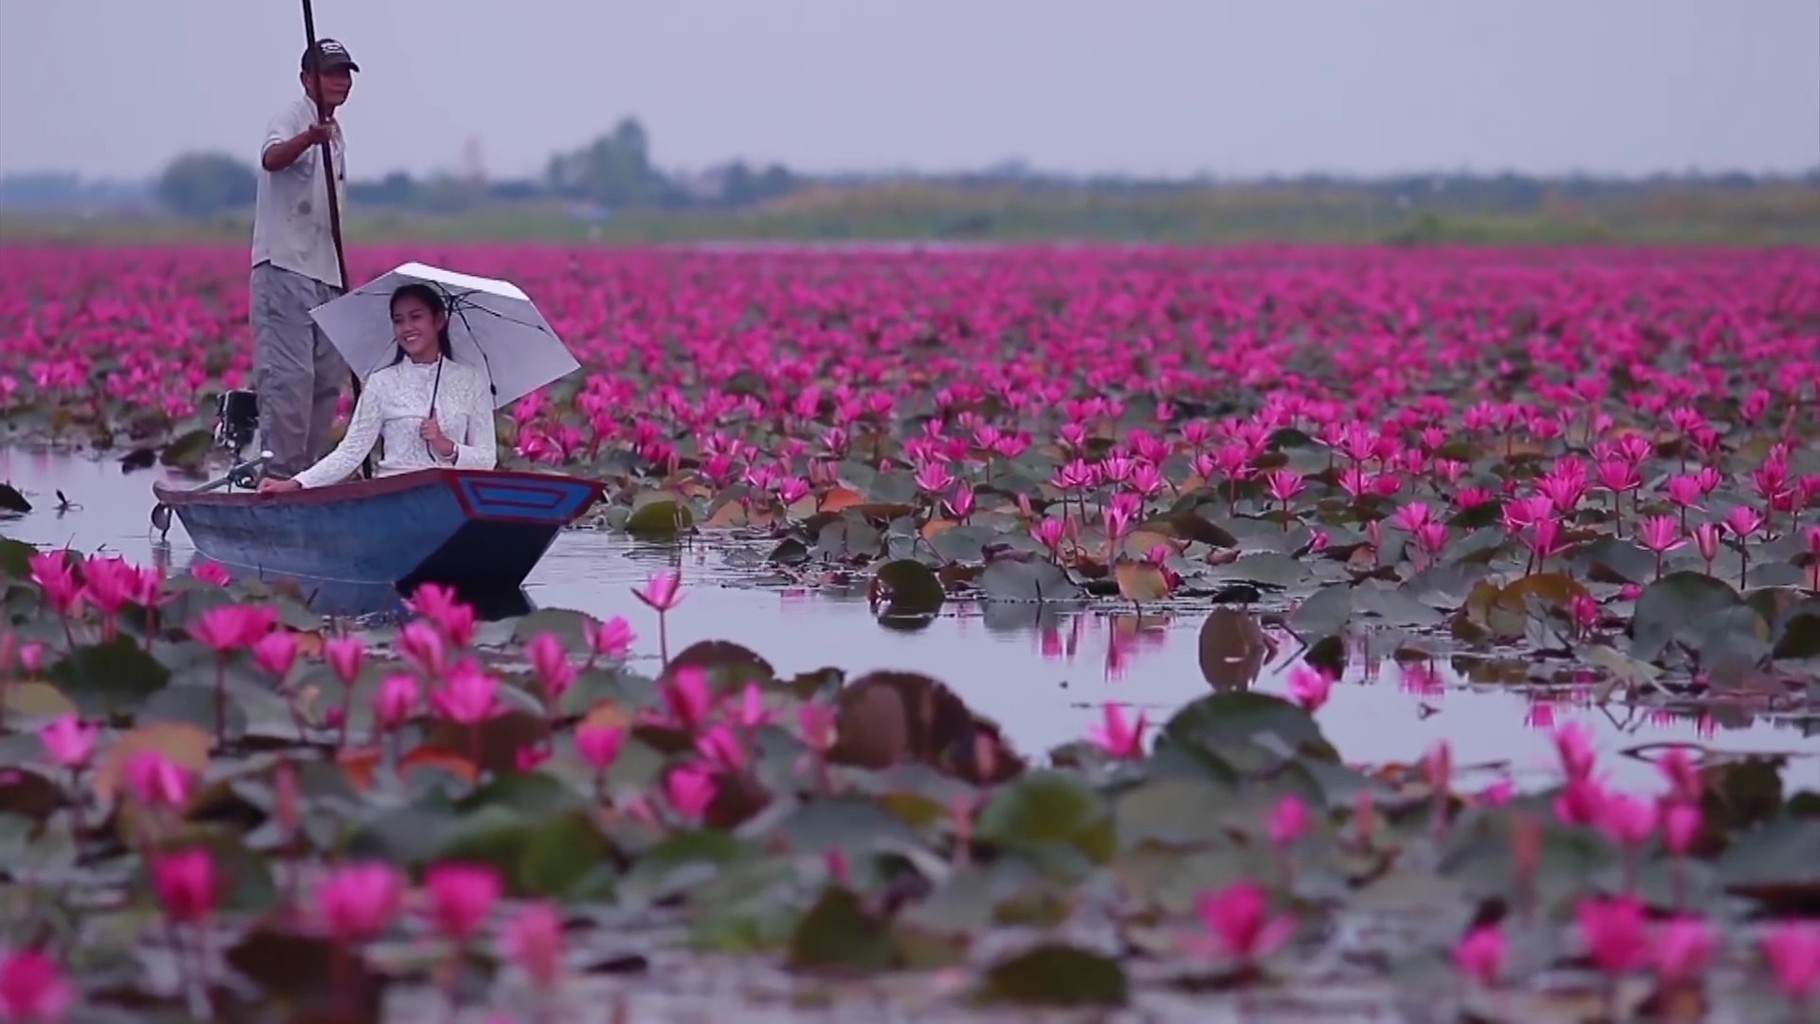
152;468;603;592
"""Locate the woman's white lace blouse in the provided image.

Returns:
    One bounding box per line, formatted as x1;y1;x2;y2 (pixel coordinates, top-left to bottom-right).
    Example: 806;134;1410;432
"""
292;357;497;488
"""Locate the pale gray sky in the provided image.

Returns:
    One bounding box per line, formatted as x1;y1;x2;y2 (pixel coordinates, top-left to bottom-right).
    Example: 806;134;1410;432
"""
2;0;1816;181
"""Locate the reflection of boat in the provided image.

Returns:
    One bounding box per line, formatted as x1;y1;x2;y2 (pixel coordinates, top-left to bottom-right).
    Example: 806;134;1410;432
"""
192;555;533;622
152;468;602;592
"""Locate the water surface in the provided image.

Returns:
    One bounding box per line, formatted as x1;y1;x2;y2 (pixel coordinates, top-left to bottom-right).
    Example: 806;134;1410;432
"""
4;449;1813;794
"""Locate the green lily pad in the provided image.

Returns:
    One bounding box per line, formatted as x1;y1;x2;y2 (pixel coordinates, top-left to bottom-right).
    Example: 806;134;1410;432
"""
873;558;946;617
625;498;694;537
46;636;173;717
976;943;1129;1007
786;885;896;973
978;558;1083;602
976;770;1115;868
1630;570;1746;663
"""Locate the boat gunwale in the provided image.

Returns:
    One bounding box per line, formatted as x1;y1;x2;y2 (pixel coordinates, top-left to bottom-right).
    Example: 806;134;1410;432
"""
151;467;604;510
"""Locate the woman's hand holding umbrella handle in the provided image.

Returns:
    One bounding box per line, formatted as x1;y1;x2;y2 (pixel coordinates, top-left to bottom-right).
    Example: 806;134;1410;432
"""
421;415;456;460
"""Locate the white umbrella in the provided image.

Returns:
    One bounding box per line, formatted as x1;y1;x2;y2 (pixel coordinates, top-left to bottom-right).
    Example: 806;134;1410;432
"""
308;261;580;408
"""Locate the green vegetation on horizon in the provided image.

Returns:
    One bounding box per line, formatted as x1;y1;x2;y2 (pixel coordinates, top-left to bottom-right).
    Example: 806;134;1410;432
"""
7;178;1818;249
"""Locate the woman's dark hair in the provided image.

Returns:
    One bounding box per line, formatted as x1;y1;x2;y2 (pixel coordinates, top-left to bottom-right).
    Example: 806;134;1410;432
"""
388;283;454;364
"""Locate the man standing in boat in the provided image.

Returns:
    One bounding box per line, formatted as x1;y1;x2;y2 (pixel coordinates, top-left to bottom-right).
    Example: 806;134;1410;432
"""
250;38;358;478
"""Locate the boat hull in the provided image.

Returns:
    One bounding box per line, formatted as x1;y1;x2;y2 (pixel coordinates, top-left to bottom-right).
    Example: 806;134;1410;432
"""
153;468;602;591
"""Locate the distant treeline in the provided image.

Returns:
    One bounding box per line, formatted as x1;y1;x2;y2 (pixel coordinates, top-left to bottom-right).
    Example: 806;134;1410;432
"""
3;115;1817;245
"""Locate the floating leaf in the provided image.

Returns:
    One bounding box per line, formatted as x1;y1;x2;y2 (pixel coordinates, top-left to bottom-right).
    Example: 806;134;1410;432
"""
1113;776;1234;849
625;498;694;537
45;636;172;718
1161;691;1338;764
1772;611;1820;660
1;681;77;719
1715;817;1820;911
138;683;248;740
668;639;775;691
928;524;995;563
0;536;35;578
1113;560;1170;604
223;927;385;1022
1289;584;1352;639
0;482;29;514
976;943;1129;1007
422;711;549;779
437;808;618;900
829;671;1024;784
770;796;922;856
158;428;213;470
509;606;601;650
0;769;61;821
976;770;1115;867
786;885;896;973
978;558;1083;602
1631;571;1745;663
873;559;946;618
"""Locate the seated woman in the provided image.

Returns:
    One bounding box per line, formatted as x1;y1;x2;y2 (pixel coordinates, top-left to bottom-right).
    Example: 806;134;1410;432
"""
259;283;496;492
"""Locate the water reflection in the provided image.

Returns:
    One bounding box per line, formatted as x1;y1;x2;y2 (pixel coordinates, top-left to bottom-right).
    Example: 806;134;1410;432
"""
194;553;535;623
2;450;1815;795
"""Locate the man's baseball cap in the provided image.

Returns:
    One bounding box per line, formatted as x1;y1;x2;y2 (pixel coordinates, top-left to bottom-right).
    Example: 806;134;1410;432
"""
301;38;360;73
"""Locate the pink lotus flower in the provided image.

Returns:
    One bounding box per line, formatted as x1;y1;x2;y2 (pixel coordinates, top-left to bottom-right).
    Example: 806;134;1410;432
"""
1552;721;1598;780
1193;881;1295;966
374;675;421;732
694;724;747;772
430;661;502;725
582;615;635;661
1653;916;1715;985
1454;925;1505;986
1267;794;1309;848
501;902;566;991
37;716;95;769
1662;802;1702;856
1577;895;1650;976
424;862;502;944
1594;791;1657;848
406;582;477;646
664;763;718;823
250;630;300;680
0;947;72;1023
122;750;192;808
189;561;233;587
660;666;714;732
798;703;838;753
397;621;447;677
1286;664;1333;712
28;552;82;616
189;603;277;653
1761;921;1819;1004
317;862;406;944
635;571;685;664
525;632;577;704
1087;703;1147;759
323;635;365;686
152;847;217;924
1555;774;1606;827
576;722;626;774
732;682;771;728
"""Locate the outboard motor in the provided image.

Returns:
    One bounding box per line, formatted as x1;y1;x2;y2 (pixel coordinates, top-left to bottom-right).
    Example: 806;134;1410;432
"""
214;389;260;459
152;388;272;537
211;389;270;490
